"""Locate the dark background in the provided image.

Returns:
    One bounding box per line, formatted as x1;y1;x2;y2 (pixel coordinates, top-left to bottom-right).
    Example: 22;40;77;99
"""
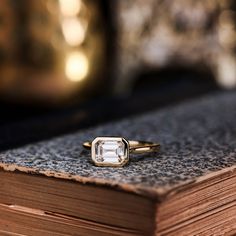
0;0;234;151
0;68;221;151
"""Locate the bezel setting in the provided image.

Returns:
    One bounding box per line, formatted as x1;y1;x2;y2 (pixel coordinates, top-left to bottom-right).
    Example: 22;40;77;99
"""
91;137;129;167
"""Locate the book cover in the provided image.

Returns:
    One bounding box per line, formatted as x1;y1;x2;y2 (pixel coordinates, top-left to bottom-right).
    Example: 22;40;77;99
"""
0;91;236;235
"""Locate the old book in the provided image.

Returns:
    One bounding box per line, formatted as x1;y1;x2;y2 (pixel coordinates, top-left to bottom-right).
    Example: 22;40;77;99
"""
0;91;236;235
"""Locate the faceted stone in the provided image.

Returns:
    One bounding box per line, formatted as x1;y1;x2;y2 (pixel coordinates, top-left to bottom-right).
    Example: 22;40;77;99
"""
92;138;128;166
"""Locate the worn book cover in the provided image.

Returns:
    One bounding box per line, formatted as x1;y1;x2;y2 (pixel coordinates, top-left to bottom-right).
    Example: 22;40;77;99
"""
0;91;236;235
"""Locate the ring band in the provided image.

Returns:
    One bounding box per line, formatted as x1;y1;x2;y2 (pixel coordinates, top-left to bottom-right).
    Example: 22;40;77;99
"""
83;137;160;167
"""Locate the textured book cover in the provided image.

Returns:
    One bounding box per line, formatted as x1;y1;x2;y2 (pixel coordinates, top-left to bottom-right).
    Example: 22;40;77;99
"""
0;91;236;235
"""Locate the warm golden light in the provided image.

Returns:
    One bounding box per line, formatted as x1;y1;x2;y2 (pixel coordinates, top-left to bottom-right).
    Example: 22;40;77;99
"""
65;52;89;82
62;18;85;46
59;0;81;16
218;10;236;48
217;54;236;88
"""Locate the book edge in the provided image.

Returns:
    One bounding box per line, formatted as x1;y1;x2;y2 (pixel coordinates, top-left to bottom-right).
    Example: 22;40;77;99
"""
1;162;236;201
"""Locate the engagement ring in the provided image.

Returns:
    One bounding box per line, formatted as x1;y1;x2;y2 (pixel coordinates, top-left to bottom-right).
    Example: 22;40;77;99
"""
83;137;160;167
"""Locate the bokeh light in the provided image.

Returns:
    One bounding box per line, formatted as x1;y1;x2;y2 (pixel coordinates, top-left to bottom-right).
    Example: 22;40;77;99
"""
65;51;89;82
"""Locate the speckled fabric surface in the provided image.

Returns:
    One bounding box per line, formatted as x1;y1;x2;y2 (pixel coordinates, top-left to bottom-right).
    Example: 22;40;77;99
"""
1;91;236;195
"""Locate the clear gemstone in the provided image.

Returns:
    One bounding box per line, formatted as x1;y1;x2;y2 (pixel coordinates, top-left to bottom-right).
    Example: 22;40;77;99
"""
92;138;128;166
96;140;124;163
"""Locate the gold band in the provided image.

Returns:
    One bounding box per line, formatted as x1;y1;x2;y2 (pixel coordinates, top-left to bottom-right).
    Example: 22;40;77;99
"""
83;140;160;154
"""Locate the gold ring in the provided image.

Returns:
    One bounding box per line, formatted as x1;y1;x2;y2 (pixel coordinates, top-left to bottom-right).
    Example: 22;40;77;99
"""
83;137;160;167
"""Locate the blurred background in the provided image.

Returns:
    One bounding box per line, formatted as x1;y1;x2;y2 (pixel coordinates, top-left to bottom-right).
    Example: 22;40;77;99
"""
0;0;235;150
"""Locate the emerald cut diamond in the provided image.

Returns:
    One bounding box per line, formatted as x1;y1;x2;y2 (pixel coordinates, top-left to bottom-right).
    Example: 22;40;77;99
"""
91;137;129;167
